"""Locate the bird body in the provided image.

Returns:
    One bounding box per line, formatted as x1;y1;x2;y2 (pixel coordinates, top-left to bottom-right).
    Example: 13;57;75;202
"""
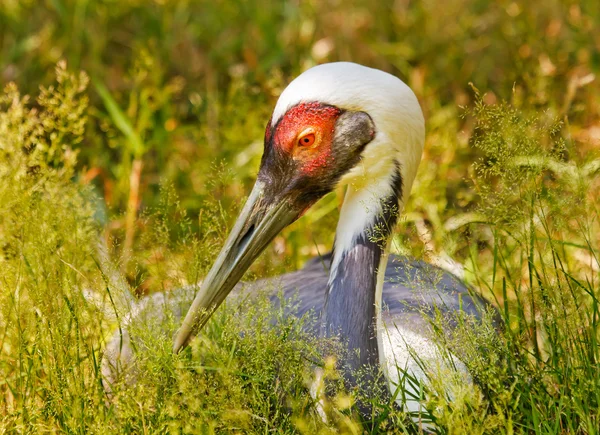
103;252;480;413
247;252;480;413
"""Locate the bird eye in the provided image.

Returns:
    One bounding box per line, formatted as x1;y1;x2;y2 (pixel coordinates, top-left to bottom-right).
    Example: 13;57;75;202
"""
297;133;315;147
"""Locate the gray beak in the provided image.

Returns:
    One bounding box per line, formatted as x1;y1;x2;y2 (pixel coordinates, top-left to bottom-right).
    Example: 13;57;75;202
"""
173;181;301;353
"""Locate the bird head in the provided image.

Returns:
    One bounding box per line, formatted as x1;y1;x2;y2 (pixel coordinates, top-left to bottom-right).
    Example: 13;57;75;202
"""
173;62;424;352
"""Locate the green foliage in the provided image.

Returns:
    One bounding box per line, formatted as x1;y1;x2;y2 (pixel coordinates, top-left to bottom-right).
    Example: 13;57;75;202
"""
103;292;326;434
433;99;600;434
0;63;101;432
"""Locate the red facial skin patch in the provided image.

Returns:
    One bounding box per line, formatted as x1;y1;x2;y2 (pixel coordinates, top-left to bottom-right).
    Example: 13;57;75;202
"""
272;102;342;175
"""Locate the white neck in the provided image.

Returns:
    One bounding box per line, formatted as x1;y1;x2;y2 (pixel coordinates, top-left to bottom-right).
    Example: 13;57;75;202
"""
329;172;401;277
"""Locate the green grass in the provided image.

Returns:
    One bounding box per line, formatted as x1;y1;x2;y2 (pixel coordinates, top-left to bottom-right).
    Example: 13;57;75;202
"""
1;0;599;433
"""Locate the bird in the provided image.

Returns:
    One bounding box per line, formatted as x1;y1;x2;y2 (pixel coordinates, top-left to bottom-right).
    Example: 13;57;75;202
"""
102;62;488;416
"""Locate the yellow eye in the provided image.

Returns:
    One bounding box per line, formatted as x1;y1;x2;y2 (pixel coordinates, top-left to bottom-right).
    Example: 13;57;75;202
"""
298;133;315;147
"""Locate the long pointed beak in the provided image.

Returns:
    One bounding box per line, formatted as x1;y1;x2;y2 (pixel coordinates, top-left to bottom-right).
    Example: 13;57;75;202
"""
173;181;301;353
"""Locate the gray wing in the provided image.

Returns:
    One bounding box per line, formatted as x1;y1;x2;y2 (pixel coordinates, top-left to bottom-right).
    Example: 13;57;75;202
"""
245;253;486;323
101;253;488;391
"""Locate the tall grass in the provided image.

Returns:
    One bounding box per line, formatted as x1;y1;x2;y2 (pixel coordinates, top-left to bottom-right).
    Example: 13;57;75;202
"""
426;99;600;434
0;63;105;432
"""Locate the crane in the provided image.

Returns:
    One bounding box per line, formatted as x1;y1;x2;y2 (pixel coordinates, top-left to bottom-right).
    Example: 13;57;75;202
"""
102;62;487;415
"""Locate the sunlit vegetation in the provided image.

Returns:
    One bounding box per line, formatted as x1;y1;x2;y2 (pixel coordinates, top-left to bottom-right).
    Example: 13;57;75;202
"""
1;0;599;433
